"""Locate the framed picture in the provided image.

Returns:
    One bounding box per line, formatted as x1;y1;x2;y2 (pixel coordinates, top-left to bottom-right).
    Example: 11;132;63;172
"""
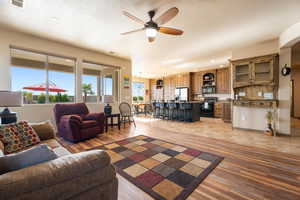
123;74;130;89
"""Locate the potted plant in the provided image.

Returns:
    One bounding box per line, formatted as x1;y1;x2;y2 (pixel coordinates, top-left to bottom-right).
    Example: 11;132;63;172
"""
133;96;138;102
138;96;144;103
265;111;274;136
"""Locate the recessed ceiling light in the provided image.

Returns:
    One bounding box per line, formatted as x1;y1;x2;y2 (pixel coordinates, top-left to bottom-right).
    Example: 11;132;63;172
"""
220;64;224;68
210;59;215;63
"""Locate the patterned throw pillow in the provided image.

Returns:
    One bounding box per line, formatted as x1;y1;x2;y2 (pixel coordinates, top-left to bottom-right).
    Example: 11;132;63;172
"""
0;123;24;154
17;121;41;148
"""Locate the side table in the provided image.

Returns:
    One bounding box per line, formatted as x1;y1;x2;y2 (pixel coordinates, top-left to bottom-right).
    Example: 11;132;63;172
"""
105;113;121;132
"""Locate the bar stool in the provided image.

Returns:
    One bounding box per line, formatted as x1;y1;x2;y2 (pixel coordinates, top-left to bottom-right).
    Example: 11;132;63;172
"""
153;102;160;118
168;102;177;120
178;103;186;121
159;102;165;119
164;103;170;120
184;103;193;122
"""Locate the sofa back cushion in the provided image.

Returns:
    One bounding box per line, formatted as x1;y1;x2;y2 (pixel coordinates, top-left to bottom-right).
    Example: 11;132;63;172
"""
29;121;56;141
0;144;58;175
53;103;89;126
0;121;41;154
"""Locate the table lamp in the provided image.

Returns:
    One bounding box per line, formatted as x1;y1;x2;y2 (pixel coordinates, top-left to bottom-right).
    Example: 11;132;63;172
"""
103;95;113;115
0;91;22;124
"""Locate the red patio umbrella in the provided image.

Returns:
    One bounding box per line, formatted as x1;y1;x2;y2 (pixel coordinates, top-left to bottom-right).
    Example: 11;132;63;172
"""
23;82;67;92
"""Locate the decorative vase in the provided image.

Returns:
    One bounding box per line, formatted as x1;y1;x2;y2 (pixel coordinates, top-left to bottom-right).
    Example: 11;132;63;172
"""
104;104;112;115
265;123;274;136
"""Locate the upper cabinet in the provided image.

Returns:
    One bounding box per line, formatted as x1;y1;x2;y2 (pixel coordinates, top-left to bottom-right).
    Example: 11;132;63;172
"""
233;61;251;88
216;67;231;94
252;57;274;85
232;54;279;88
191;71;203;94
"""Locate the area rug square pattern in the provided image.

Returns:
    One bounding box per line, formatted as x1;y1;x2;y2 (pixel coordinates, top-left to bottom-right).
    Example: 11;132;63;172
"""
94;135;224;200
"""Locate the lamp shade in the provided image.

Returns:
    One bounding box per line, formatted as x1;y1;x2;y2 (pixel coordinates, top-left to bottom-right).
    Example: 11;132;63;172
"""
103;95;114;104
0;91;23;107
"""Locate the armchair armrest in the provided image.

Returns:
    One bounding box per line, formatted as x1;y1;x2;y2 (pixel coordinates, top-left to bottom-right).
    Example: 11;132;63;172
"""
61;114;82;123
83;113;105;124
0;150;116;199
83;112;104;121
58;115;83;142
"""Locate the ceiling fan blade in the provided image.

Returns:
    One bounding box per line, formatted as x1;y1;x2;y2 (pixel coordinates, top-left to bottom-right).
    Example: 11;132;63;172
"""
148;37;155;42
121;28;145;35
122;11;145;25
155;7;179;25
159;27;183;35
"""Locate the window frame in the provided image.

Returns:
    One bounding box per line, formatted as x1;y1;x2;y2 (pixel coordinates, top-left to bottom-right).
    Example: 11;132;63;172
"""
132;81;145;102
82;60;121;104
10;47;77;104
9;47;121;105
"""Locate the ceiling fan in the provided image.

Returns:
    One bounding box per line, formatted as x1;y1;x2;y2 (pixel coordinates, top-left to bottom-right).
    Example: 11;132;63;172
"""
121;7;183;42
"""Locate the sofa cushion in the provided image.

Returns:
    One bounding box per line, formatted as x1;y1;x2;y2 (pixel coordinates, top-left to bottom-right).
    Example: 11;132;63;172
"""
0;144;58;175
41;139;61;149
41;139;71;157
0;123;25;154
17;121;41;148
81;120;98;129
30;121;56;140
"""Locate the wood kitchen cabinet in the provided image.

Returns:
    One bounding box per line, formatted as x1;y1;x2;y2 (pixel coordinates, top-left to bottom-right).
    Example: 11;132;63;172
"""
252;56;276;85
222;102;232;123
232;61;252;88
216;67;230;94
232;54;279;89
214;102;223;118
191;71;203;94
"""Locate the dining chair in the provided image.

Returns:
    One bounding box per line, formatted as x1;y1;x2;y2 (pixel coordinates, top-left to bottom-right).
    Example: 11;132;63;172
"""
119;102;136;128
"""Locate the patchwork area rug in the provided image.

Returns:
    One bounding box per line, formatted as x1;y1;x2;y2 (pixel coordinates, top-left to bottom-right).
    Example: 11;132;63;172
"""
93;135;224;200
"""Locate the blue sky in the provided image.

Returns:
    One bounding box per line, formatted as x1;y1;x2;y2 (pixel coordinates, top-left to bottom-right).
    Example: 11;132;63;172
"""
11;66;113;96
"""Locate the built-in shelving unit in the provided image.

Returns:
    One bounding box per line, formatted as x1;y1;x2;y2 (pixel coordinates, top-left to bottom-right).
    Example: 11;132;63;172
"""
231;54;279;108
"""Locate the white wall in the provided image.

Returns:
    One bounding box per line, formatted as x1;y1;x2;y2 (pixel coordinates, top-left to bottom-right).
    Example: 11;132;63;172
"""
232;39;279;60
0;28;132;124
277;48;291;134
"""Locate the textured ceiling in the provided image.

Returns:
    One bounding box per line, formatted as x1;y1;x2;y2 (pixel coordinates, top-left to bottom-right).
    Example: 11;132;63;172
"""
1;0;300;78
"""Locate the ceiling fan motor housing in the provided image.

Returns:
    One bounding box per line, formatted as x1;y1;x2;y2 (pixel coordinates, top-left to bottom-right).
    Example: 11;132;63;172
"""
145;21;158;30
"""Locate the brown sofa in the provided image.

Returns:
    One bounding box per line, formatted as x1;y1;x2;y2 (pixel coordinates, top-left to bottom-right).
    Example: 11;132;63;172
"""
0;125;118;200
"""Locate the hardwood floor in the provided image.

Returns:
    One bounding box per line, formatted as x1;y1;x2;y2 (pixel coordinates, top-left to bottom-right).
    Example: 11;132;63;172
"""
59;117;300;200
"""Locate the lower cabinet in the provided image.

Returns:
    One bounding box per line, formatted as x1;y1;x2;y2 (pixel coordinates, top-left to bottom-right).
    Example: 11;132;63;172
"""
222;102;232;123
214;102;223;118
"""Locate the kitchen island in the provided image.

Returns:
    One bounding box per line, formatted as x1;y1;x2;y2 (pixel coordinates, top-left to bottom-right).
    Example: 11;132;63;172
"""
152;101;201;122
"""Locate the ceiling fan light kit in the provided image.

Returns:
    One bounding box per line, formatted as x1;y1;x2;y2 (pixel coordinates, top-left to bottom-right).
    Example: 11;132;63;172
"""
121;7;183;42
145;28;157;38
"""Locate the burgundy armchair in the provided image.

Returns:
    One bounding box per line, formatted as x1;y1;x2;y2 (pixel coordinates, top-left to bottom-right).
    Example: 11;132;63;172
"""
53;103;105;142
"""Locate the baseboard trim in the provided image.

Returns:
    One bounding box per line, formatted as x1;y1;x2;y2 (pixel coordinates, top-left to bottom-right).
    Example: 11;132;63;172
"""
232;127;265;133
